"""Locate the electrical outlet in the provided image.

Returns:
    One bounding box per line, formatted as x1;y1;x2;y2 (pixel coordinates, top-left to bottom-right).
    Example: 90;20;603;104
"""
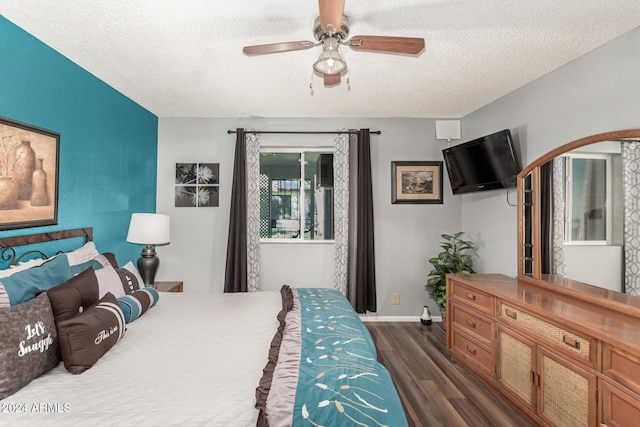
392;293;400;305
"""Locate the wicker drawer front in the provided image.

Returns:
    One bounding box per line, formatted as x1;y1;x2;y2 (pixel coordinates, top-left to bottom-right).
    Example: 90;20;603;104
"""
451;304;494;345
451;328;494;377
450;282;494;316
603;343;640;396
499;303;593;364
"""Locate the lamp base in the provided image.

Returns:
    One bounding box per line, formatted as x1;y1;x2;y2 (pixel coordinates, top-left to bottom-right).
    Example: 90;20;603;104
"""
137;244;159;288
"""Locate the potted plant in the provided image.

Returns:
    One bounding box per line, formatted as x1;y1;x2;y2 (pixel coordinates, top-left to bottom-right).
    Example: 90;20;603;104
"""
425;232;475;320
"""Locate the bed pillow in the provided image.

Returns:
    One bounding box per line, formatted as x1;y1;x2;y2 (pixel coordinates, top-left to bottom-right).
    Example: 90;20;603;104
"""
94;263;144;298
0;258;47;278
117;288;160;323
0;293;60;399
117;261;144;292
57;292;126;374
101;252;119;269
0;255;72;307
43;267;100;324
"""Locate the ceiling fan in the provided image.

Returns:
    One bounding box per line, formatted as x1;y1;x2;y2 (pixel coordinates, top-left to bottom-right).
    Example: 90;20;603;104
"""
242;0;425;87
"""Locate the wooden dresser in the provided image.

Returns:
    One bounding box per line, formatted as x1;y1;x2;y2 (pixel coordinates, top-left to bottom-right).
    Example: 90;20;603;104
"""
446;273;640;427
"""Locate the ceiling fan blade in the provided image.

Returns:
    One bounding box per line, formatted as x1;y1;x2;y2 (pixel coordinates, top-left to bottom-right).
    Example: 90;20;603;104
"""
349;35;425;55
323;74;341;86
318;0;345;33
243;41;315;55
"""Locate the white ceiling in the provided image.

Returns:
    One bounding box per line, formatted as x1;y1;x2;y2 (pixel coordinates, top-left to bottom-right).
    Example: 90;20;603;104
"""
1;0;639;119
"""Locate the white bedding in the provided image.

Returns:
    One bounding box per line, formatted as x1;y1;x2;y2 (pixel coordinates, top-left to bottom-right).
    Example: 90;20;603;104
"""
1;291;282;427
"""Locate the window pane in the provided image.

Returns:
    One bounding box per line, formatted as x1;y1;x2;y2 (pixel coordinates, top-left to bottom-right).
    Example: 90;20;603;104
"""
570;157;607;241
260;153;301;239
259;151;334;241
306;153;333;240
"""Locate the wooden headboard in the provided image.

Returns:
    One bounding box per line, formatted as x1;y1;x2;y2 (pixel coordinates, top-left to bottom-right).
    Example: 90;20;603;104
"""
0;227;93;267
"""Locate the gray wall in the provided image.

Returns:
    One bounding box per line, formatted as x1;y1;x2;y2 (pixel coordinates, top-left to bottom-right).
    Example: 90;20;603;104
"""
157;118;461;317
460;26;640;278
157;26;640;317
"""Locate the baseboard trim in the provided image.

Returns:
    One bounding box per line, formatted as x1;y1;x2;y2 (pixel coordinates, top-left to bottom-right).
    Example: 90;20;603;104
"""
359;315;443;323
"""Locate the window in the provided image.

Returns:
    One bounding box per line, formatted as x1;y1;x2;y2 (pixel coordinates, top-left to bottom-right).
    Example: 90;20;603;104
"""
564;154;611;244
259;150;334;241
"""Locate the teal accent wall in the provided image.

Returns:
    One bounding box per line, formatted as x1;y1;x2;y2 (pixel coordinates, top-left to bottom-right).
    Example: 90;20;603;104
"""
0;16;158;266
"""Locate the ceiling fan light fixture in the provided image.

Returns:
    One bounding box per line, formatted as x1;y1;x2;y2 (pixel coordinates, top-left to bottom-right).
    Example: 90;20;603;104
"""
313;37;346;75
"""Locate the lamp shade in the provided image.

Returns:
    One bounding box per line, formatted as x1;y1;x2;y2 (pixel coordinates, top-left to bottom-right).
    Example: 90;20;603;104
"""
313;37;346;75
126;213;170;245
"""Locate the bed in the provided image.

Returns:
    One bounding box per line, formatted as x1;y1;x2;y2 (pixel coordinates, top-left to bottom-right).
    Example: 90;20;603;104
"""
0;228;407;427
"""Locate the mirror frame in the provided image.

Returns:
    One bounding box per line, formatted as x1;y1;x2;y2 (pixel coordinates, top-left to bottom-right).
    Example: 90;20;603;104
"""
517;129;640;282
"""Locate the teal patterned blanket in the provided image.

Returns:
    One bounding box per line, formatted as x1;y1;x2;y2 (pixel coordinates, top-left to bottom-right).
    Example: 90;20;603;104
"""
256;287;408;427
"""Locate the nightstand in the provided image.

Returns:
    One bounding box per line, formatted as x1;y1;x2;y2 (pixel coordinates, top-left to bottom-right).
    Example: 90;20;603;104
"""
154;281;183;293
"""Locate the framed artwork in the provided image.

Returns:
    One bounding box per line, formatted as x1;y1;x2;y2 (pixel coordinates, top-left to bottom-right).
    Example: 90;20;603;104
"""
175;163;220;207
0;116;60;230
391;161;443;204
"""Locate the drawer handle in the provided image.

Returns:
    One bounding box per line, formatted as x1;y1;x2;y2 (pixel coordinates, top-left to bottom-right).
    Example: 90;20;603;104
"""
530;370;540;386
505;308;518;320
466;345;477;356
562;335;581;350
466;319;477;328
465;292;476;301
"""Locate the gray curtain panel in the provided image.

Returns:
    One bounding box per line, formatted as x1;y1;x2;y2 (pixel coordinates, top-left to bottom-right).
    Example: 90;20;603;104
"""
540;161;553;275
224;128;248;293
348;129;377;313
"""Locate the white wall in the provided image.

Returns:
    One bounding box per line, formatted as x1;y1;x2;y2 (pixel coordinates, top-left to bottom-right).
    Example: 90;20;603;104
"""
156;118;462;317
564;246;623;292
460;26;640;278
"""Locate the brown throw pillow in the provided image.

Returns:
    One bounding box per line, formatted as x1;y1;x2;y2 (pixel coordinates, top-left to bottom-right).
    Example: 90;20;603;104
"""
57;292;126;374
43;267;100;324
0;293;60;399
101;252;119;269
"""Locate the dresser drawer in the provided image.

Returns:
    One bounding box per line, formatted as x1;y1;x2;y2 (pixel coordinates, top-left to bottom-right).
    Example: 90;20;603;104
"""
601;378;640;427
603;343;640;396
450;281;495;316
451;327;494;378
451;303;494;346
498;302;596;367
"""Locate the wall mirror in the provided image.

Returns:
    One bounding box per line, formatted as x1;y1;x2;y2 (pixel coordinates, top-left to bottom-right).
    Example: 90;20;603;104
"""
518;129;640;297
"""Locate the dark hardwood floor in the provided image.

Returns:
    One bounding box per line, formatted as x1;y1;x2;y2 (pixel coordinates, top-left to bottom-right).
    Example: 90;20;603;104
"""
365;322;538;427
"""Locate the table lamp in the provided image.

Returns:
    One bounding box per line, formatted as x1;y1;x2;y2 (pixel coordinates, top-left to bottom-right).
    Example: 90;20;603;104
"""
126;213;170;288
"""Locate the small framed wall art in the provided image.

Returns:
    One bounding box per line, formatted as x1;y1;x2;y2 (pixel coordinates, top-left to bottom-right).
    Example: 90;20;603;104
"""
175;163;220;207
391;161;443;204
0;116;60;230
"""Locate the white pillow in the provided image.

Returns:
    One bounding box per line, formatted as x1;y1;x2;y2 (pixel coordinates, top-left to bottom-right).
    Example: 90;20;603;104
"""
94;267;127;299
0;258;47;279
66;241;101;267
0;241;103;279
121;261;145;289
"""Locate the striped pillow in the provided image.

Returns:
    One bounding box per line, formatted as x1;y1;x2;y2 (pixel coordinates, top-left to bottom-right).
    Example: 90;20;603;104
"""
117;288;160;323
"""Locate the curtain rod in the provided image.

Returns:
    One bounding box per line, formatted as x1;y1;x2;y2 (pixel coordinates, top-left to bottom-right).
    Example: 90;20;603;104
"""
226;130;381;135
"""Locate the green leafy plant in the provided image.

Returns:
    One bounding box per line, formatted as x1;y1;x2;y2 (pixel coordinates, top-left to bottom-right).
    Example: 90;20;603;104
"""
425;232;475;318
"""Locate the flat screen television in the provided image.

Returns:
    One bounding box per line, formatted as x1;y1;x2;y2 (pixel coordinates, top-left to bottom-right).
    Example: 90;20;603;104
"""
442;129;521;195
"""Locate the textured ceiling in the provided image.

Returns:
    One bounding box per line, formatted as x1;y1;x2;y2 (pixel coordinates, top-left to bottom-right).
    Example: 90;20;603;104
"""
1;0;639;119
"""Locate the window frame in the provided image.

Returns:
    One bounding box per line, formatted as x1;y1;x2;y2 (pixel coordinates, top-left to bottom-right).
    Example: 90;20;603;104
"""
259;146;335;244
563;152;612;246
